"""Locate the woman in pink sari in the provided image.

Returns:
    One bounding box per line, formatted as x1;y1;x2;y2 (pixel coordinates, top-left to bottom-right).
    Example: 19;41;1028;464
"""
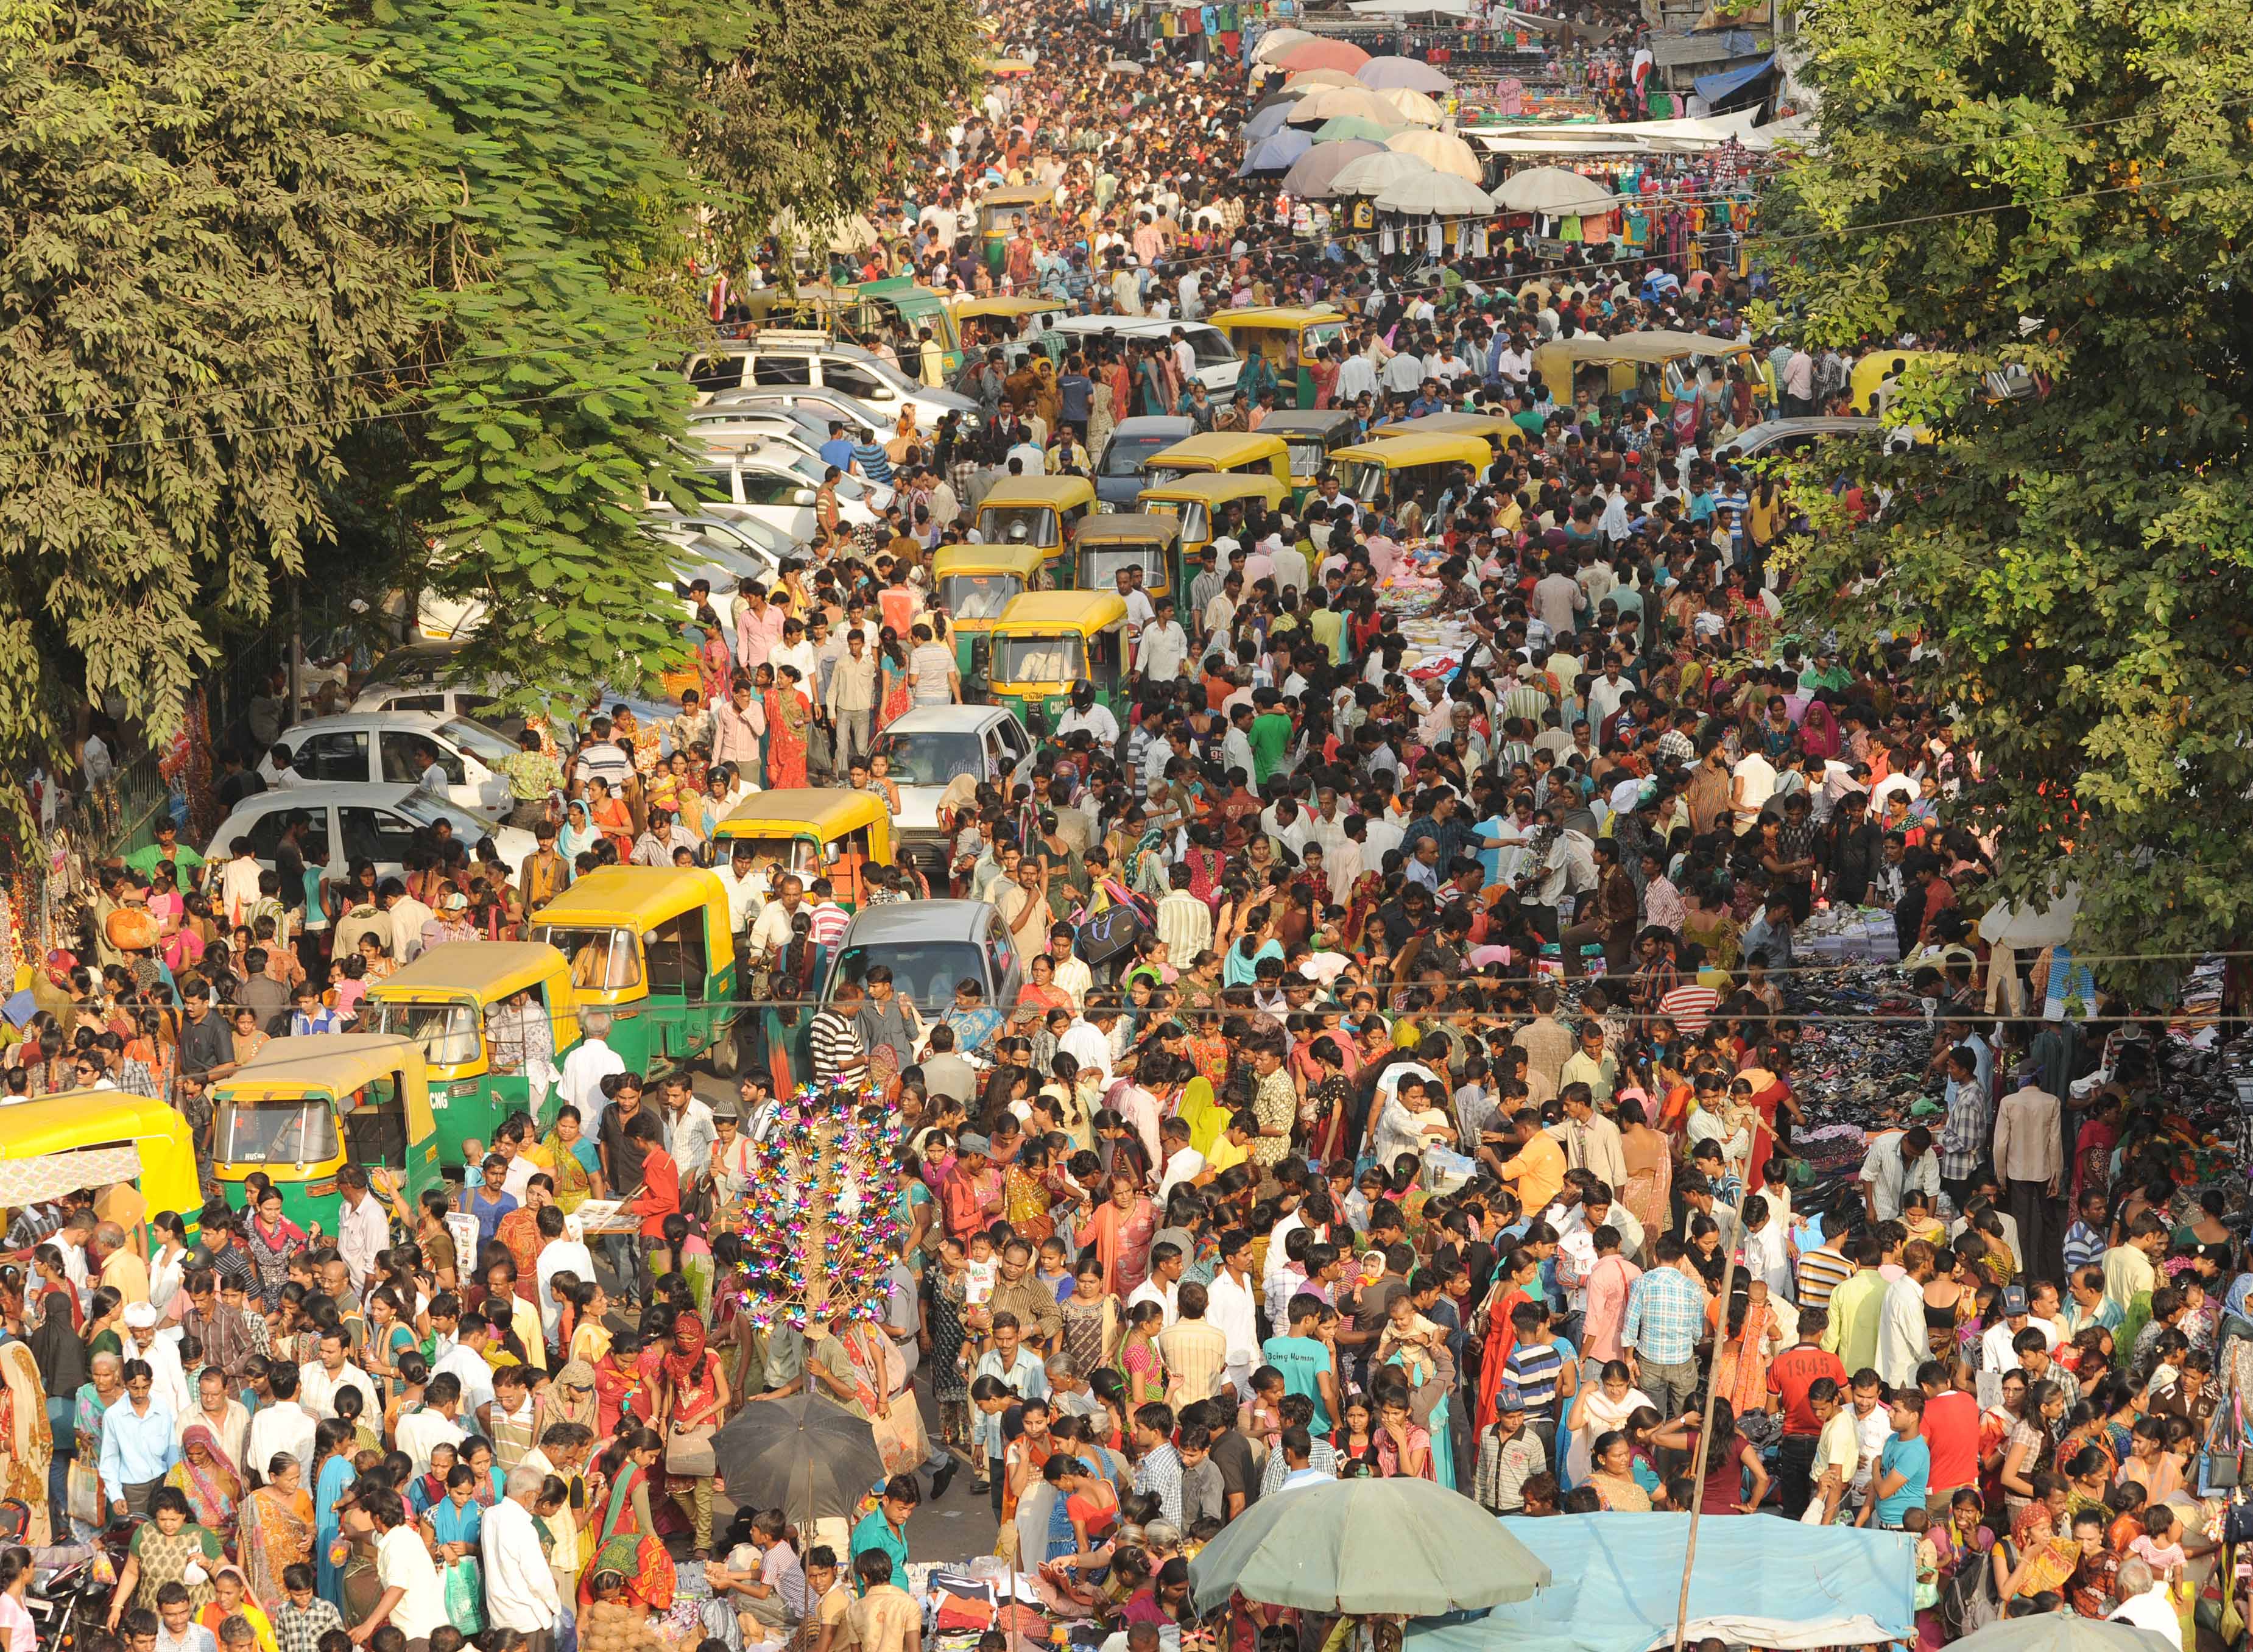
764;666;811;790
1798;699;1842;761
1074;1174;1156;1296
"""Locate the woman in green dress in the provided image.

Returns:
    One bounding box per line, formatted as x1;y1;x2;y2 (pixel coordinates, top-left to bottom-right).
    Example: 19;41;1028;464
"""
107;1486;223;1628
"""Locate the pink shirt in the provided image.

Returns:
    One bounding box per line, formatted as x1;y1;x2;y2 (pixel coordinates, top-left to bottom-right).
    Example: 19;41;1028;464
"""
1583;1253;1645;1364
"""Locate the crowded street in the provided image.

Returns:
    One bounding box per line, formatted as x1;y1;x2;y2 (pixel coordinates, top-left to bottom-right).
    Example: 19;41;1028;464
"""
2;0;2250;1649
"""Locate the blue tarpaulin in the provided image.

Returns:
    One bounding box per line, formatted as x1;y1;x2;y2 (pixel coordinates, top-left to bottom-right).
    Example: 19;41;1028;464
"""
1403;1514;1916;1652
1693;54;1775;106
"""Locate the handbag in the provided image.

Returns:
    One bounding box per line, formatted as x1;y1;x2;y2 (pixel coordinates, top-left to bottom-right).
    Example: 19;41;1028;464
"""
2200;1395;2244;1494
666;1421;718;1478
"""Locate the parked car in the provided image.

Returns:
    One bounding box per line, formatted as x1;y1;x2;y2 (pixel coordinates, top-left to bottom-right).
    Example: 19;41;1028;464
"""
352;643;507;722
1048;317;1241;394
689;446;886;541
868;706;1035;878
1095;416;1193;510
257;711;518;813
683;330;976;423
820;898;1023;1016
203;783;537;885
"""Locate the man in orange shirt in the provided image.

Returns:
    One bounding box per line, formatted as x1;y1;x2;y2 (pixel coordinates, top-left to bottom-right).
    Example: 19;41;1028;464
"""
1481;1109;1567;1216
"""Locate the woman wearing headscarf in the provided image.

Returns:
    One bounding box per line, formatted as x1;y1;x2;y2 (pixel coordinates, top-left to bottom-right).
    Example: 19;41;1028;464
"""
164;1423;241;1541
27;1290;80;1526
658;1315;728;1553
0;1343;51;1545
559;798;598;866
1797;698;1842;761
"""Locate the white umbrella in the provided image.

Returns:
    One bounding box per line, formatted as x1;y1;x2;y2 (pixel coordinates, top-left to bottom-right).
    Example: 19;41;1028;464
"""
1978;887;2081;950
1283;68;1364;91
1490;164;1619;214
1296;85;1398;124
1376;86;1445;125
1329;149;1436;195
1374;170;1497;216
1356;55;1454;93
1384;127;1484;182
1250;26;1315;63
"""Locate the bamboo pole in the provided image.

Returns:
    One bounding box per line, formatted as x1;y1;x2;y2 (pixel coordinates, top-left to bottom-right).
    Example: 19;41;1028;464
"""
1671;1177;1751;1652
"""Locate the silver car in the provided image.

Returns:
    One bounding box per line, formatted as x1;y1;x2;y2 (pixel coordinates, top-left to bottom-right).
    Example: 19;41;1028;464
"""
820;899;1023;1016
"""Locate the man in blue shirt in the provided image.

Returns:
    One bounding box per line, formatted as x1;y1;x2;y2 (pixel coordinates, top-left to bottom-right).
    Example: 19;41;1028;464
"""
817;421;857;471
1261;1293;1341;1435
101;1359;181;1517
1865;1389;1930;1531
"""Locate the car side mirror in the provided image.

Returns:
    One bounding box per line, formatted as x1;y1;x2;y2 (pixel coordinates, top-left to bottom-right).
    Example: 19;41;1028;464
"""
793;489;817;506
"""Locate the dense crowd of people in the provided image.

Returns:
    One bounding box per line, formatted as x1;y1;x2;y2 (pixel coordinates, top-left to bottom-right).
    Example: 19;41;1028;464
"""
5;1;2240;1652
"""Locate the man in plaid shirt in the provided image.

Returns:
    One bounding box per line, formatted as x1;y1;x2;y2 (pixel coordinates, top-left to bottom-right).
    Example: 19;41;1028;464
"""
1621;1235;1707;1420
1937;1044;1989;1207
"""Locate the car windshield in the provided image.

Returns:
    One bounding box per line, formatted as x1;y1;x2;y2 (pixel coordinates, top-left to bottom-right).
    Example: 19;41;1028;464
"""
213;1098;340;1165
1082;545;1163;588
992;632;1085;682
830;942;988;1011
1181;326;1237;367
784;454;871;499
1141;465;1191;490
869;730;985;788
393;792;500;835
713;835;817;876
1099;433;1172;478
436;718;516;763
936;572;1024;623
531;924;644;991
979;506;1056;546
370;999;482;1067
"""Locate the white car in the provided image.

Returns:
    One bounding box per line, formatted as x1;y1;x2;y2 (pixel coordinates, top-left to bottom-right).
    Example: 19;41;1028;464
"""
203;783;536;884
684;329;978;423
1046;316;1242;394
351;643;507;722
868;705;1035;877
691;447;886;542
258;711;520;813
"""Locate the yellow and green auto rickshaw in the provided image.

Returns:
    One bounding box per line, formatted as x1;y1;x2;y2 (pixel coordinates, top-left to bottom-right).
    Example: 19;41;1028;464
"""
707;789;896;911
1257;408;1363;499
1140;432;1292;493
987;590;1132;734
1074;512;1185;606
0;1091;202;1240
1135;471;1290;563
529;866;741;1078
1208;307;1350;408
933;540;1052;688
979;186;1055;272
974;474;1096;567
1370;410;1529;457
363;942;582;1130
1328;433;1492;509
951;294;1066;362
210;1034;437;1232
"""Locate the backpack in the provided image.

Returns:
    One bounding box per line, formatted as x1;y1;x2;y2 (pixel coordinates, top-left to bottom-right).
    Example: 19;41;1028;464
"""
1940;1540;2006;1638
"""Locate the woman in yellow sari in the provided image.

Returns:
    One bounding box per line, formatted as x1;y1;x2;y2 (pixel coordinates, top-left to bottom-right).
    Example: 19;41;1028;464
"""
537;1109;601;1212
0;1343;51;1546
234;1450;314;1605
1001;1138;1056;1243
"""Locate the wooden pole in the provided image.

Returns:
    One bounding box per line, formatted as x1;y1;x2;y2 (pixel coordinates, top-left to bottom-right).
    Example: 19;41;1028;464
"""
1671;1177;1751;1652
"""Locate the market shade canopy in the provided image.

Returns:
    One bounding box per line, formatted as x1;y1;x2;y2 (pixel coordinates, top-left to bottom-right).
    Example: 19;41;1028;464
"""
1289;85;1399;125
1188;1478;1550;1615
1356;54;1453;93
1490;164;1620;214
1949;1619;2178;1652
1375;170;1497;217
1282;139;1387;198
1314;115;1405;143
1283;68;1366;91
1273;37;1373;72
1384;127;1486;182
711;1393;887;1525
1377;86;1445;125
1245;102;1299;141
1249;25;1316;62
1329;149;1437;195
1238;129;1316;175
1402;1513;1916;1652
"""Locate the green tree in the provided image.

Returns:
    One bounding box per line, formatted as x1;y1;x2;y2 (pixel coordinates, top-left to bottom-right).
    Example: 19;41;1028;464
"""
680;0;985;260
1771;0;2253;997
0;0;424;807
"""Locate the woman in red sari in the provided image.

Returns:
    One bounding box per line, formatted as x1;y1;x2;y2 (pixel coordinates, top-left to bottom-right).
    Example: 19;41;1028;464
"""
582;1427;675;1610
658;1314;728;1551
1074;1174;1157;1296
1474;1247;1541;1431
1735;1047;1802;1173
764;665;811;789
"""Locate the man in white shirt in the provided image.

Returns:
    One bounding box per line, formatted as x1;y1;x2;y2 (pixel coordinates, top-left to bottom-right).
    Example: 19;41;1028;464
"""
298;1330;382;1422
1857;1125;1940;1224
358;1492;450;1648
434;1320;500;1425
1127;1241;1183;1325
482;1464;563;1640
1206;1231;1262;1397
556;1011;625;1137
243;1364;317;1489
534;1212;599;1344
1730;749;1779;834
1055;683;1119;748
397;1371;468;1479
334;1167;390;1296
713;839;768;937
2110;1560;2183;1651
1058;1001;1116;1091
1137;600;1190;682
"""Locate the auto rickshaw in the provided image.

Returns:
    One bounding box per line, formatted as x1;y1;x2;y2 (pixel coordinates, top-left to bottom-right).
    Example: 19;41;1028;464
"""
708;789;896;910
934;540;1051;688
363;942;582;1134
1370;410;1528;457
952;295;1066;358
979;185;1054;272
1328;433;1492;508
1258;408;1362;499
987;590;1132;734
1074;512;1185;606
1135;472;1290;565
1208;307;1350;408
1531;330;1757;413
0;1091;202;1242
974;474;1095;566
1140;432;1292;493
529;866;741;1078
210;1034;438;1233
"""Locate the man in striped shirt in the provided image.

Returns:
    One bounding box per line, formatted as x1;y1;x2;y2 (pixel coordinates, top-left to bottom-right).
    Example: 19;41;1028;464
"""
809;979;869;1087
1501;1300;1567;1464
1796;1231;1856;1314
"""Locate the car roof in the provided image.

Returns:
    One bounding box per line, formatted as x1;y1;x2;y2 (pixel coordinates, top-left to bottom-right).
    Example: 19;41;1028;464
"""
837;899;993;945
280;710;450;738
879;705;1015;736
217;782;435;816
1110;417;1194;437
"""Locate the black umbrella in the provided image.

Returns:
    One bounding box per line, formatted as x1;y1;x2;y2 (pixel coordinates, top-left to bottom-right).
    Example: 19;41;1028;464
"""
712;1393;889;1524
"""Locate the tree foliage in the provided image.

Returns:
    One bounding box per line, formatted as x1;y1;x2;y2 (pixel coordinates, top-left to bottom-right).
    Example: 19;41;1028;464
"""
0;0;423;799
680;0;985;259
1771;0;2253;996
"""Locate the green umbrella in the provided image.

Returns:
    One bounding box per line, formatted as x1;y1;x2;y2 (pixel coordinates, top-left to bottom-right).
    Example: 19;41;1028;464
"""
1315;115;1404;143
1186;1477;1551;1616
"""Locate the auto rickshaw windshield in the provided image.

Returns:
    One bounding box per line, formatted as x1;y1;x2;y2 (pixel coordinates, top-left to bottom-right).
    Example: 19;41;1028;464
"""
992;632;1086;682
937;572;1024;621
369;1000;481;1067
214;1095;342;1164
1082;545;1163;588
532;924;644;991
979;505;1056;545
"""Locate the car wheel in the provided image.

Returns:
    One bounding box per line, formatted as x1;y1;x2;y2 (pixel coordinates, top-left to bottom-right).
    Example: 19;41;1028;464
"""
705;1024;741;1079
